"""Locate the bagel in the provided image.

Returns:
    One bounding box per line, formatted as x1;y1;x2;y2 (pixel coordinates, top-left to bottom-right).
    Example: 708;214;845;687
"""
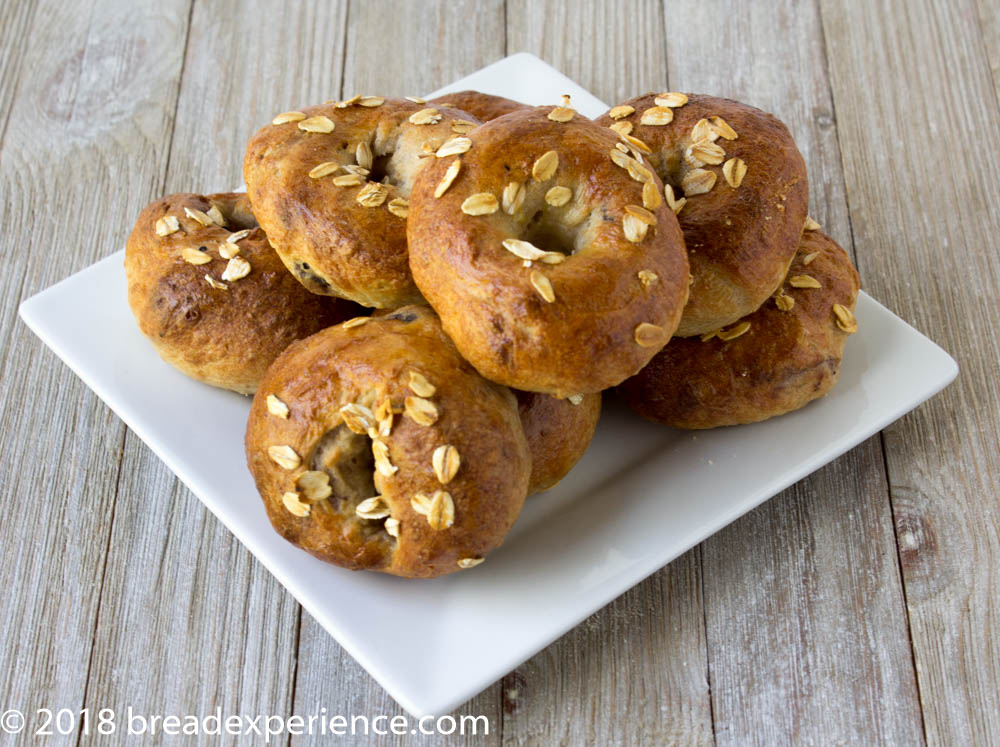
595;93;808;336
429;90;528;122
371;305;601;492
618;229;860;429
407;105;690;397
516;391;601;493
245;305;531;578
125;192;357;394
244;97;480;308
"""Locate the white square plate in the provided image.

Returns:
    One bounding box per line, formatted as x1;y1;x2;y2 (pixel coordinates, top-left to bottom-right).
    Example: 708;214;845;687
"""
19;53;957;717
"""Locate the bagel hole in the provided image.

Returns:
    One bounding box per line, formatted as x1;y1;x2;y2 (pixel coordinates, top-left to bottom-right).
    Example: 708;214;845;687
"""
523;209;578;256
206;195;257;231
366;154;393;185
656;154;685;197
310;424;377;509
224;207;257;231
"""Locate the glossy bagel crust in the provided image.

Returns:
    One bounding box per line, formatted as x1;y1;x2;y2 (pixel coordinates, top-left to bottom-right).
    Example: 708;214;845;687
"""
618;230;860;429
245;305;531;578
407;106;690;397
596;93;808;336
516;391;601;493
244;98;479;307
125;192;357;394
429;90;529;122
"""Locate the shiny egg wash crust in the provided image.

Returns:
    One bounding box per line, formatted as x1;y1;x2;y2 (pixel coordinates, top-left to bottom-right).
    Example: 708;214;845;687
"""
618;229;861;429
595;92;810;338
125;192;357;394
244;96;481;308
406;103;691;397
244;306;531;578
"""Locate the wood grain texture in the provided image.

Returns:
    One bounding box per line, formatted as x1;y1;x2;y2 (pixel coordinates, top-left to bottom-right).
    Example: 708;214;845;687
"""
166;0;350;191
505;0;666;106
664;1;925;743
80;463;300;727
342;0;507;98
81;0;351;730
0;0;36;144
288;3;507;743
702;455;923;745
502;3;713;744
292;610;501;746
501;552;712;746
976;0;1000;100
0;0;191;733
821;0;1000;742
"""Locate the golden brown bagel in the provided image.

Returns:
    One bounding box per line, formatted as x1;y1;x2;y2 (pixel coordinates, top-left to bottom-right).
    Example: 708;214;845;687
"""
245;305;531;578
244;98;479;307
125;192;357;394
516;391;601;493
407;105;690;397
429;90;528;122
371;305;600;492
595;93;808;336
618;230;860;429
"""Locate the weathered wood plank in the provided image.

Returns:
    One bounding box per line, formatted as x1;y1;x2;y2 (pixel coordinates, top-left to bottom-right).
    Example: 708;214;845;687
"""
976;0;1000;100
288;2;506;742
0;0;192;732
501;552;712;746
702;455;923;745
341;0;507;99
79;468;300;728
821;0;1000;742
165;0;350;191
0;0;37;144
506;0;666;106
293;608;501;746
502;3;714;744
80;0;350;730
663;1;925;743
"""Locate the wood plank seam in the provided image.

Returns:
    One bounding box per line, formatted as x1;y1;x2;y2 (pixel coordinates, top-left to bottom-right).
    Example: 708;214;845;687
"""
697;544;718;746
156;0;199;197
284;617;303;747
336;0;350;110
973;0;1000;113
73;431;129;747
502;0;507;56
657;0;670;86
878;429;930;745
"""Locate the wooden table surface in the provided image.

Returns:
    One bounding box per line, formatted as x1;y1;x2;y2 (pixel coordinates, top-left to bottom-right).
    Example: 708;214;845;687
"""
2;0;998;743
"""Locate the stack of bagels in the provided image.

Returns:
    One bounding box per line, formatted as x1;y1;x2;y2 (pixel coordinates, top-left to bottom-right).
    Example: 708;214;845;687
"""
125;88;859;578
